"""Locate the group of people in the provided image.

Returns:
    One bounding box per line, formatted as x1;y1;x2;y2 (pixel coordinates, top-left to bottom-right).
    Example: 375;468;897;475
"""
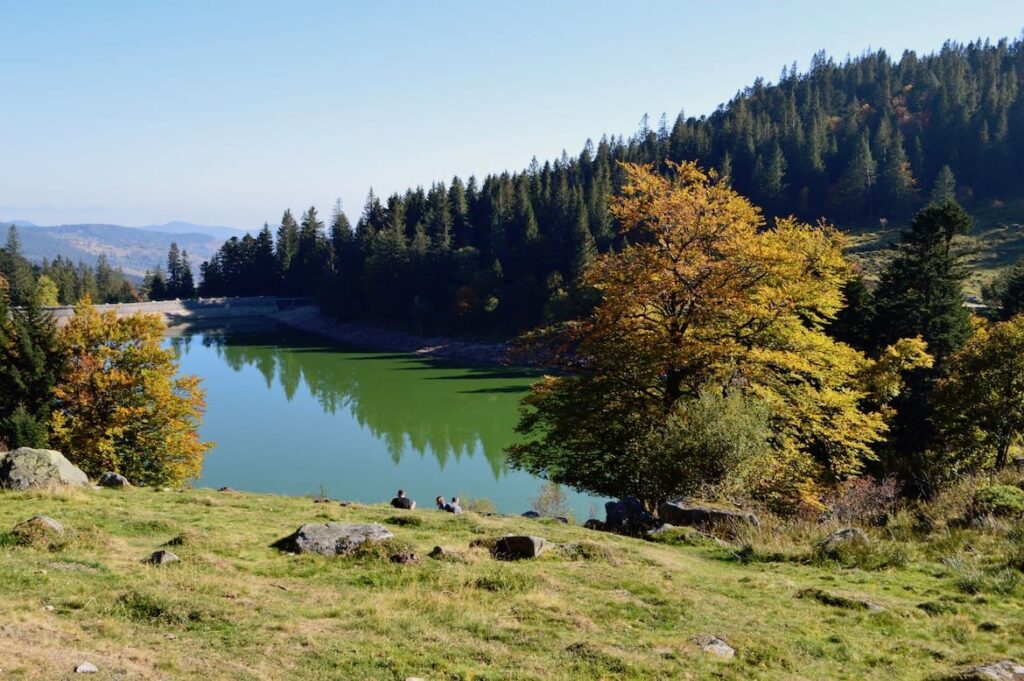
389;489;461;514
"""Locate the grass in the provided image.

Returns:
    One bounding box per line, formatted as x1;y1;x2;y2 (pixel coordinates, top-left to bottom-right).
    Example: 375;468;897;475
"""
0;487;1022;679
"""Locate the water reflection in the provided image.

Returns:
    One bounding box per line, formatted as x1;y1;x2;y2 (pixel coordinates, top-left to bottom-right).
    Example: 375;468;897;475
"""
167;325;536;480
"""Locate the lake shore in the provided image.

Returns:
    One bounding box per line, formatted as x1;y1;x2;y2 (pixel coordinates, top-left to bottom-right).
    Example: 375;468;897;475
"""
269;305;512;365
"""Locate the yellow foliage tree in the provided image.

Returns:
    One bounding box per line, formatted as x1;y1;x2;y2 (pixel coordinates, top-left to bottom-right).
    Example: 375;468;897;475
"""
49;298;212;485
509;162;929;511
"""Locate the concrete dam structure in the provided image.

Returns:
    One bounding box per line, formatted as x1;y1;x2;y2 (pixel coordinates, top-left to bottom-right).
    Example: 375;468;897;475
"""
46;297;314;327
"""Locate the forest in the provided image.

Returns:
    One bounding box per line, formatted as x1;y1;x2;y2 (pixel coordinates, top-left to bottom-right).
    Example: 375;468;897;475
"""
196;38;1024;336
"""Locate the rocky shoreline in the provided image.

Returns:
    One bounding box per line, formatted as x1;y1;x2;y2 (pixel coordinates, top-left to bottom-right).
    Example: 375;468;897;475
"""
269;305;511;365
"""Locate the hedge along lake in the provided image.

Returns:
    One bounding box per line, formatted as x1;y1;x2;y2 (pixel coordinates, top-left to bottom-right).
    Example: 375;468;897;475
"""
166;322;600;517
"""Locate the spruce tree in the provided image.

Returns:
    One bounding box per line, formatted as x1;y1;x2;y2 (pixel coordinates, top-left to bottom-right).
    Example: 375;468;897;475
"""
276;209;300;293
930;165;957;205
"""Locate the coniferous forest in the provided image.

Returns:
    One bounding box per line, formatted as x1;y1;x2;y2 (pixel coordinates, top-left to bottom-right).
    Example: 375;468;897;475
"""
197;39;1024;336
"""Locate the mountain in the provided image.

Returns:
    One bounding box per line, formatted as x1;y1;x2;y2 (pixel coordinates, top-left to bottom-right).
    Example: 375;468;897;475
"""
139;221;246;241
1;221;230;277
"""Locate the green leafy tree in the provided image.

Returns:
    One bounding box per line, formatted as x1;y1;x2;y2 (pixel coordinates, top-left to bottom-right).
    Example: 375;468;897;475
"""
983;259;1024;320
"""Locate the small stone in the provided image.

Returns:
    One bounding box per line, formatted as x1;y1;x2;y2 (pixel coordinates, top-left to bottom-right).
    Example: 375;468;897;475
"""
389;551;419;564
143;550;181;566
75;661;98;674
817;527;869;552
43;605;54;611
695;635;735;659
98;471;131;488
491;535;547;560
165;633;178;640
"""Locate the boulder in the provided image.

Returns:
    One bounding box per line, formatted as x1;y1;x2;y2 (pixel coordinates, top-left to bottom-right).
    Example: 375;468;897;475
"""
98;472;131;488
695;634;735;659
521;510;541;518
603;497;655;535
75;661;98;674
274;522;394;556
817;527;869;552
143;550;180;566
943;660;1024;680
657;501;759;536
0;448;89;491
12;515;64;542
492;535;547;560
583;518;606;531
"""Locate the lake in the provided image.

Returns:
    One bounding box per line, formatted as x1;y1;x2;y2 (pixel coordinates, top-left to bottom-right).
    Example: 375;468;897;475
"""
167;323;600;518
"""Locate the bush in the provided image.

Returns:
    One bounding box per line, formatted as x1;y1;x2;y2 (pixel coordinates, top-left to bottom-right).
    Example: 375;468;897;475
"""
460;497;497;514
971;485;1024;518
530;481;571;520
821;477;901;525
0;405;49;449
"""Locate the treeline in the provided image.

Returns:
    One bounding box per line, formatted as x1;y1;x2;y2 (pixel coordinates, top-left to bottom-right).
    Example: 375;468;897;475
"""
141;242;196;301
199;38;1024;335
0;226;138;307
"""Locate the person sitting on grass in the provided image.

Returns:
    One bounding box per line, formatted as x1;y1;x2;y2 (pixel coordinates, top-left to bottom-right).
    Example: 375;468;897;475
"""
390;489;415;510
436;495;454;512
449;496;463;514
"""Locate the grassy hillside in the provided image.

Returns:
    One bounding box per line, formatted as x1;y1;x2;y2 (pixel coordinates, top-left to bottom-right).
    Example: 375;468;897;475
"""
1;486;1021;680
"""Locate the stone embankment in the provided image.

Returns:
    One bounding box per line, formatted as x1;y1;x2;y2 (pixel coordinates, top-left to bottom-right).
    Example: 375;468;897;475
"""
45;296;312;327
269;305;510;365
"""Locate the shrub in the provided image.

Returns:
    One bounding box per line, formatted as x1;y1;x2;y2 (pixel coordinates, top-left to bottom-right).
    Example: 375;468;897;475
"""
971;485;1024;518
821;476;901;525
460;497;497;514
530;481;571;520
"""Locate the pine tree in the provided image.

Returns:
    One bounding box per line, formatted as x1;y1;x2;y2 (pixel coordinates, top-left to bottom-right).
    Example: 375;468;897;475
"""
179;250;195;298
166;243;182;298
930;165;957;204
276;209;300;293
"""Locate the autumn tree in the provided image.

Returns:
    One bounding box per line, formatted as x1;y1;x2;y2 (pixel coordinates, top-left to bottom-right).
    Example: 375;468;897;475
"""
932;315;1024;475
508;162;928;511
49;298;212;485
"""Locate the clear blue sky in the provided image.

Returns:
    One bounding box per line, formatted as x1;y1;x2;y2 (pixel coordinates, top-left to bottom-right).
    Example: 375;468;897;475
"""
2;0;1021;229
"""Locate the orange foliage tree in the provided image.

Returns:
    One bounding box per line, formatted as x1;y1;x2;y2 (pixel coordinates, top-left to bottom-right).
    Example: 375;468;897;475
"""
49;298;212;485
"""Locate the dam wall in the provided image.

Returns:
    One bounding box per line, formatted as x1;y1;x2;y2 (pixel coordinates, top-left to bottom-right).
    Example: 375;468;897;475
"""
44;297;314;327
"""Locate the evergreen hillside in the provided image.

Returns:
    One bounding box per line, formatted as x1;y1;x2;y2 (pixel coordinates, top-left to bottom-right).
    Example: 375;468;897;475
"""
199;38;1024;333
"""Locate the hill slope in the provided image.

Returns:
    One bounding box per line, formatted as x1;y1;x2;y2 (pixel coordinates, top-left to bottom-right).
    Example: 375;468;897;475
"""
1;486;1020;679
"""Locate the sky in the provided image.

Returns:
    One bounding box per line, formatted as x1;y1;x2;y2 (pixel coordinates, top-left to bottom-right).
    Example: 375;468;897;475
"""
2;0;1022;230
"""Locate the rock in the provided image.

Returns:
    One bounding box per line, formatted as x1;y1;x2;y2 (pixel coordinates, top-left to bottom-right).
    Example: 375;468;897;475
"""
389;551;419;564
274;522;394;556
492;535;548;560
521;510;541;518
944;660;1024;680
75;662;98;674
603;497;655;535
695;634;735;659
143;550;181;566
523;510;568;524
12;515;64;539
647;523;676;536
657;500;760;536
217;486;236;493
0;448;89;491
817;527;869;552
43;605;55;611
98;471;131;488
796;588;885;613
583;518;606;531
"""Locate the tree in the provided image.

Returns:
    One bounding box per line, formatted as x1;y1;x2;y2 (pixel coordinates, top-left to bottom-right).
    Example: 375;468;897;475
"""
1;226;35;306
508;163;926;511
178;250;195;298
276;209;300;293
983;259;1024;320
32;274;60;308
49;298;212;485
166;243;183;297
933;315;1024;473
930;165;957;204
144;267;168;301
0;297;63;448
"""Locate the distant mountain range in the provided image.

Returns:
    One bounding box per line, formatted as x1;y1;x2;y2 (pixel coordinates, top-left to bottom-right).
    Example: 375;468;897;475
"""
1;220;246;277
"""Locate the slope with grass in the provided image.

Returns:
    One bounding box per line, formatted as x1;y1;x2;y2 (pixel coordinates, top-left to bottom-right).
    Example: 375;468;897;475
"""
0;486;1021;680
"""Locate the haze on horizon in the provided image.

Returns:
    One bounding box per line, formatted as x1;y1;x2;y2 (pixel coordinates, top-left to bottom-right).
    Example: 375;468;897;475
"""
2;0;1022;230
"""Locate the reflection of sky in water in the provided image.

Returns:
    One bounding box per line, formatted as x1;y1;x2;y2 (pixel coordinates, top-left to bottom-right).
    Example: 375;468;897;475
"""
167;325;601;518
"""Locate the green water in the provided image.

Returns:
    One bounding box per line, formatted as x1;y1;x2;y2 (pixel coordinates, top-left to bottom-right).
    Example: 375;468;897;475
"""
167;324;598;516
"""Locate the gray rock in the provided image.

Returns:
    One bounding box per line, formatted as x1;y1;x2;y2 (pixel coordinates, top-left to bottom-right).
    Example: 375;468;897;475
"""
817;527;869;551
695;634;735;659
945;660;1024;680
143;550;181;566
0;448;89;491
75;662;98;674
658;500;760;535
12;516;64;543
647;523;676;536
274;522;394;556
492;535;548;560
98;471;131;488
604;497;655;535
